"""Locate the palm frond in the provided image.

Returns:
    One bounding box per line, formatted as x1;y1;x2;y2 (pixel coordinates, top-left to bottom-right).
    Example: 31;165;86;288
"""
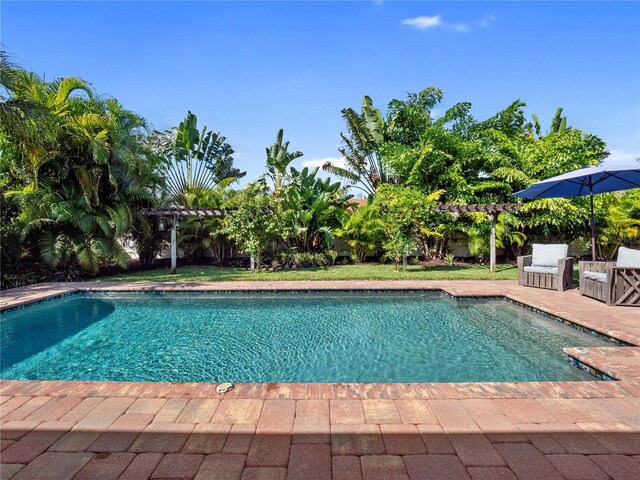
54;77;93;110
321;162;360;184
75;238;101;273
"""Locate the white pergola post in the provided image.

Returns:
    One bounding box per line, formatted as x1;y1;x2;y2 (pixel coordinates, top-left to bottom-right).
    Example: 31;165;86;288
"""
489;212;497;273
170;215;177;275
142;209;227;275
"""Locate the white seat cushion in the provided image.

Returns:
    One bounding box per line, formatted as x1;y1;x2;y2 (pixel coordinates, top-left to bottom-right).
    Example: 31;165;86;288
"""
524;265;558;275
583;271;607;283
531;244;568;267
616;246;640;268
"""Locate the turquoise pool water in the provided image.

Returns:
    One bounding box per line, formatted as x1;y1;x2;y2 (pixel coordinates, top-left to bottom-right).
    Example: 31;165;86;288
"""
0;291;610;383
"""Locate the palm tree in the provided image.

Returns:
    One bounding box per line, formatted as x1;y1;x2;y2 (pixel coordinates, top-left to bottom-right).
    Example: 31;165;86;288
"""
1;55;155;279
148;111;245;201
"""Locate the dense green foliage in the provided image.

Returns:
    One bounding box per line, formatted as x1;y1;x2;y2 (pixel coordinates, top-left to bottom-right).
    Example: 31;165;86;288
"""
1;54;638;287
334;86;636;261
1;55;164;286
374;185;441;270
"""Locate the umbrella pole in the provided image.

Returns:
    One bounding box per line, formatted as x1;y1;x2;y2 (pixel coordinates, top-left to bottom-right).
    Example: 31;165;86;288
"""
589;185;596;261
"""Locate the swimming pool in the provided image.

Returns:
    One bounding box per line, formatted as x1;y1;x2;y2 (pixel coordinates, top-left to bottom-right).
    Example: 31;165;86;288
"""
0;291;610;383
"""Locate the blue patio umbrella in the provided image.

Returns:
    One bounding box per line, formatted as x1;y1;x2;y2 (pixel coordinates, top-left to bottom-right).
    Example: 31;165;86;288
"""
514;164;640;260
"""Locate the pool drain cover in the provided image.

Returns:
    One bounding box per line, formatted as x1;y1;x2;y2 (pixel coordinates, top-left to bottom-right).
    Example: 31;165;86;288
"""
216;382;234;394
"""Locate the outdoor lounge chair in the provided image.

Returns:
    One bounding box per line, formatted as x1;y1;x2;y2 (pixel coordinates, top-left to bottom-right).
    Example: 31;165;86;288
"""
579;246;640;306
517;244;574;292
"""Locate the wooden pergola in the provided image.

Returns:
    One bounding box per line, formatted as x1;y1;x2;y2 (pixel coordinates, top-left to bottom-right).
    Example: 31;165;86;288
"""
143;203;523;274
435;203;523;272
143;207;226;274
142;207;227;217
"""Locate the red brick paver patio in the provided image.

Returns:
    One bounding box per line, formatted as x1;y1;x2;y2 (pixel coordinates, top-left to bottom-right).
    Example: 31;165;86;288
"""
1;281;639;479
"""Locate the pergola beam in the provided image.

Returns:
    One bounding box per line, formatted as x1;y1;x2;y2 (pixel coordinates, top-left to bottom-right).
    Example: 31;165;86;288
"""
142;207;226;217
142;203;523;274
141;208;225;275
434;203;523;214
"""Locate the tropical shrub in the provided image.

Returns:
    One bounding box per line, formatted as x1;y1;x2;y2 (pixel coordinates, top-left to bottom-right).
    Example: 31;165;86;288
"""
444;253;455;267
336;203;385;262
224;183;279;271
467;213;526;260
175;180;237;262
599;189;640;258
272;251;333;269
375;185;439;270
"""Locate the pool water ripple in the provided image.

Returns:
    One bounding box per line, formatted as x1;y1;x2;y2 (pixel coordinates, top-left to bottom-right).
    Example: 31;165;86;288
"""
0;291;610;383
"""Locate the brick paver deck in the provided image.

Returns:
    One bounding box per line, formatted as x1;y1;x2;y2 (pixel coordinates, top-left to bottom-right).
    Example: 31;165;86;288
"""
1;281;639;479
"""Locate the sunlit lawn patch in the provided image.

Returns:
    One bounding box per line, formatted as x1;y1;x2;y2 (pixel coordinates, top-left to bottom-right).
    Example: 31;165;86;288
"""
105;263;519;282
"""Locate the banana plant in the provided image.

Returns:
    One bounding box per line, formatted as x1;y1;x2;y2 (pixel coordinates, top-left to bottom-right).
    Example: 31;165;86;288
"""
323;95;391;197
528;107;569;139
278;167;352;251
265;128;303;192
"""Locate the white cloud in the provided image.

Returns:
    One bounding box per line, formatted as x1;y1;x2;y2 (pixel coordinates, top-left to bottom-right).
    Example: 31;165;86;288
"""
302;156;347;169
402;13;495;33
452;23;471;33
478;13;496;28
402;15;442;30
605;149;639;165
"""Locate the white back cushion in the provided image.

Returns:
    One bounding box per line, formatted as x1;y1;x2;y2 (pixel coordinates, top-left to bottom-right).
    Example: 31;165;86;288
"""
532;243;568;267
616;246;640;268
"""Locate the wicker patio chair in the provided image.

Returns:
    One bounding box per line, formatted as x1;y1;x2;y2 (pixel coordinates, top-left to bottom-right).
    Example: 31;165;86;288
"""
579;246;640;306
517;243;574;292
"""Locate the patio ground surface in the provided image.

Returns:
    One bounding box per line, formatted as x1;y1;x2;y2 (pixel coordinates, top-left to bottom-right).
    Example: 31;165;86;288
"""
1;281;639;479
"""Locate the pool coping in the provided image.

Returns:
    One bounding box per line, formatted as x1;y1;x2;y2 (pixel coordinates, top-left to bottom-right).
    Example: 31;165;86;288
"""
1;280;639;402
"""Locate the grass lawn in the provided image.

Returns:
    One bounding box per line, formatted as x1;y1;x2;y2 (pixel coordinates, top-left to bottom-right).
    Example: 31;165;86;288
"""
104;263;519;282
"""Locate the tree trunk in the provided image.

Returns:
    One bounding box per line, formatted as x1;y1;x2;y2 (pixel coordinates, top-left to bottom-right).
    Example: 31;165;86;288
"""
139;249;155;267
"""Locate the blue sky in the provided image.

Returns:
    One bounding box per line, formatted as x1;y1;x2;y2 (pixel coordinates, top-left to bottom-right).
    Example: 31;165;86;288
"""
3;1;639;182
